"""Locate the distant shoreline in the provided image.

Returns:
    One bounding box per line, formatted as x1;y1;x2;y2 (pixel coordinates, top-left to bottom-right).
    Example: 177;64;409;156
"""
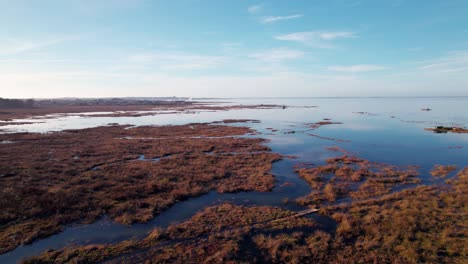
2;96;467;100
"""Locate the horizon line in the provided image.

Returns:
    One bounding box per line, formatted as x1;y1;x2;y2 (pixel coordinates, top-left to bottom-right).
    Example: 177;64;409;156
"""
2;95;468;100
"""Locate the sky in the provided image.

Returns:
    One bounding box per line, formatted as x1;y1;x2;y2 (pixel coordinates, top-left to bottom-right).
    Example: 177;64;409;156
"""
1;0;468;98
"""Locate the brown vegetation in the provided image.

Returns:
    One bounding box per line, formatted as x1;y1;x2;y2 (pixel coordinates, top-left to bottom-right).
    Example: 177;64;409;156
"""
0;103;284;121
0;104;169;121
23;203;318;264
25;168;468;263
295;148;420;206
425;126;468;133
320;167;468;263
0;121;37;127
308;133;351;142
353;111;379;116
431;165;458;178
0;124;281;254
77;105;284;118
308;121;343;130
190;104;284;111
213;119;261;124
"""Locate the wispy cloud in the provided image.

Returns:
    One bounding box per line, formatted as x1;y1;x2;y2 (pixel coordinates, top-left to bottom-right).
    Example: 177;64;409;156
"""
221;42;243;48
220;42;243;54
418;51;468;73
0;37;72;56
260;14;303;24
72;0;145;15
319;32;356;40
275;31;356;48
328;64;387;72
128;53;225;70
247;4;262;14
249;48;304;62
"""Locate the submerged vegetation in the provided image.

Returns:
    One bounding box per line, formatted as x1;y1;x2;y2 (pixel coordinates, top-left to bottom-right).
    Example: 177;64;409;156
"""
308;121;343;130
431;165;458;178
0;101;466;263
0;101;285;121
0;123;281;254
25;168;468;263
425;126;468;133
23;203;318;263
295;147;420;206
322;168;468;263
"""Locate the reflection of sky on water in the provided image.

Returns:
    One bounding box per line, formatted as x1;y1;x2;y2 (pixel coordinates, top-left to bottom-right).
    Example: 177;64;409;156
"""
1;98;467;263
2;97;466;132
2;98;467;169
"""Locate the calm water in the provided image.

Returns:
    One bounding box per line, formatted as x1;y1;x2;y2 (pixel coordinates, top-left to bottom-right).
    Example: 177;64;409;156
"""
1;98;468;263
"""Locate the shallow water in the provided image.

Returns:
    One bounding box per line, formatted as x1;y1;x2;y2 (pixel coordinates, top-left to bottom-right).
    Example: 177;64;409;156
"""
1;97;467;263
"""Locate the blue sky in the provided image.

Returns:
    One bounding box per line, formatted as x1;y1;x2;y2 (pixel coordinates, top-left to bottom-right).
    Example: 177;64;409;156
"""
1;0;468;98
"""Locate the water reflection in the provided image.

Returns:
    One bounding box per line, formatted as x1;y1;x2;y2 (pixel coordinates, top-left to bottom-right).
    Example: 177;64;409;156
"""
0;98;467;263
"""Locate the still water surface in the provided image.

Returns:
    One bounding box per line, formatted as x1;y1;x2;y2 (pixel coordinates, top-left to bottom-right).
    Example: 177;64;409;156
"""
1;98;467;263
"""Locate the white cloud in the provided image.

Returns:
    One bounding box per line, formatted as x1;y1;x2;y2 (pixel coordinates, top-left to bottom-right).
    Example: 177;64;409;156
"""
2;66;467;98
72;0;145;15
328;64;387;72
249;48;304;62
220;42;243;48
418;51;468;73
127;54;156;63
220;42;243;54
160;57;221;70
128;53;225;70
260;14;303;24
247;4;262;14
319;32;356;40
436;67;468;73
0;70;362;98
275;31;356;48
0;37;72;56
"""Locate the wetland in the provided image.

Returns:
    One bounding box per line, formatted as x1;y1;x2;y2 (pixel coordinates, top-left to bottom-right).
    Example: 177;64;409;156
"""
0;97;467;263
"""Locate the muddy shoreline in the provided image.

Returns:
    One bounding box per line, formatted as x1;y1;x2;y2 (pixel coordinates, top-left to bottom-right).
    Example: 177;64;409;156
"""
0;103;285;123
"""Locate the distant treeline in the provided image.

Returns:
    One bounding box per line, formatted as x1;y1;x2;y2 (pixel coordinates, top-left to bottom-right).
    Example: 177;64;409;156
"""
0;98;35;108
